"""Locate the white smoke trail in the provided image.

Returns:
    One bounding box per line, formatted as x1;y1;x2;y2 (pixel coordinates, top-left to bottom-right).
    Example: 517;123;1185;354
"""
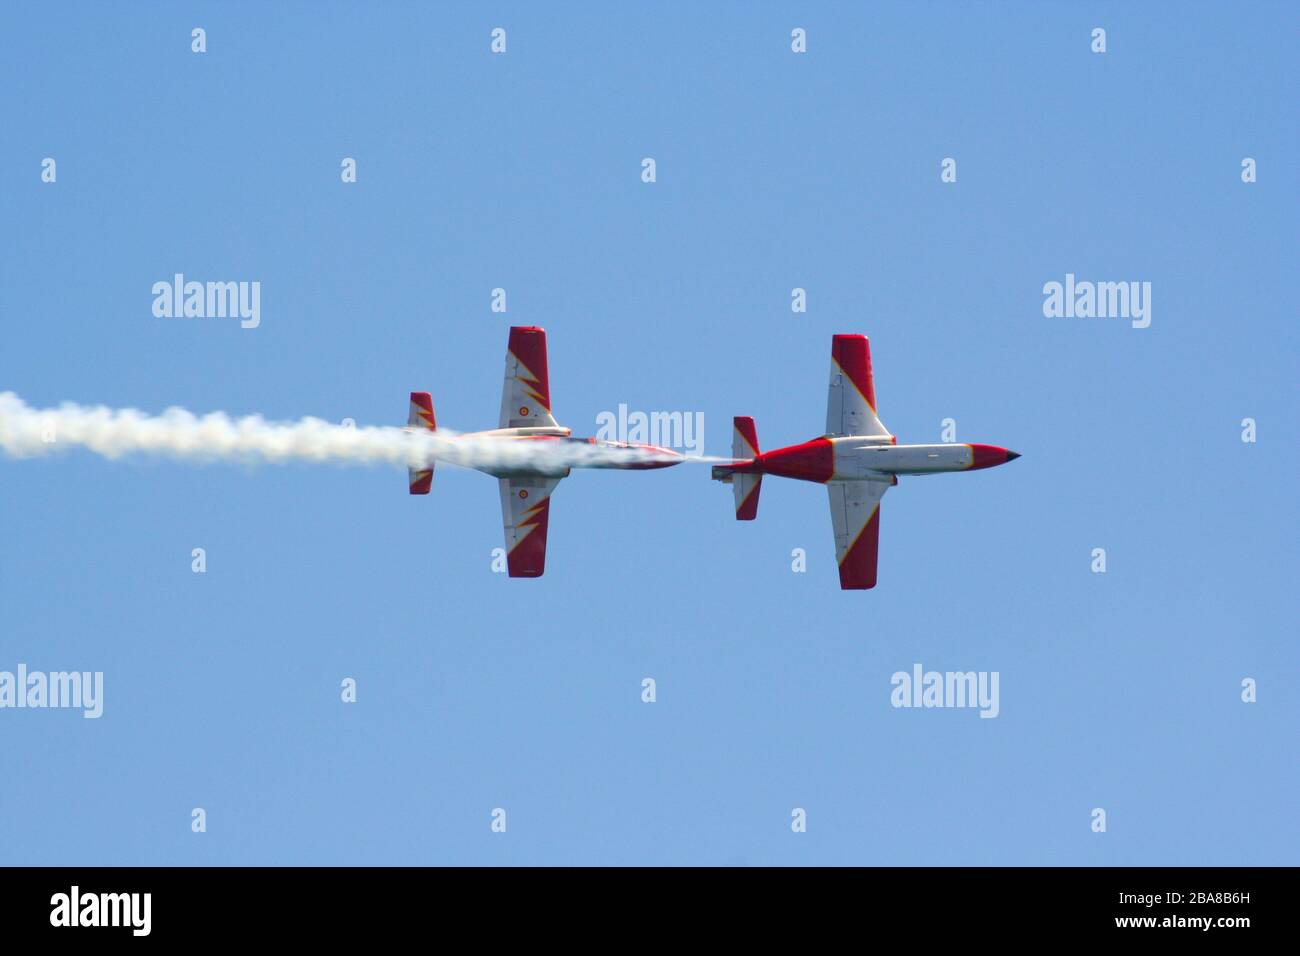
0;392;695;472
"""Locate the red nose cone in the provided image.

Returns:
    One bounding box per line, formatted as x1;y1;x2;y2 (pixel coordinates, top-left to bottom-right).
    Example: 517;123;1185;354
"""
968;444;1017;470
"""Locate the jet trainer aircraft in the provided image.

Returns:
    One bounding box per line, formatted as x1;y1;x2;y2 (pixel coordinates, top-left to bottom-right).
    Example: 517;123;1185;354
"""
712;334;1020;590
407;326;682;578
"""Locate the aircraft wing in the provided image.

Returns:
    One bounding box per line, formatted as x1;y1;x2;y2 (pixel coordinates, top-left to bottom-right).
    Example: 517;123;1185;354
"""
827;479;889;589
499;476;562;577
500;326;560;429
826;334;890;438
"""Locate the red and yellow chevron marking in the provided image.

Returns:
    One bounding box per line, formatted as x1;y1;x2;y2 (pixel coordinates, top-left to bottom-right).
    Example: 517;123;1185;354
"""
408;392;437;431
510;366;549;413
506;495;552;578
513;498;548;533
506;327;552;414
408;469;433;495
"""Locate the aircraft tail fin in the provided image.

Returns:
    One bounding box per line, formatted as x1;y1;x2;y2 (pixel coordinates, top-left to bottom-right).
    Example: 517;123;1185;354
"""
711;416;762;520
407;391;436;494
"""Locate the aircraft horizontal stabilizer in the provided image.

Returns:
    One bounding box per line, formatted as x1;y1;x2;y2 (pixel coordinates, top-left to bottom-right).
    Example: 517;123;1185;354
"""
711;416;762;519
407;391;436;494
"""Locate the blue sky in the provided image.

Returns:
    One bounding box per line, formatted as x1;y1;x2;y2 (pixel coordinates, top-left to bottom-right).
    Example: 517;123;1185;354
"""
1;2;1295;865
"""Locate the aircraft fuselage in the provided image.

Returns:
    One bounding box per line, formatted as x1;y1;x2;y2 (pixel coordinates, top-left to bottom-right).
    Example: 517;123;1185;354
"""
728;436;1019;484
454;426;682;479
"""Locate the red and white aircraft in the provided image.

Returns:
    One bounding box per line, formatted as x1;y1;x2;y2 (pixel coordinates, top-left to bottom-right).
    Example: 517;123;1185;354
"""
407;326;681;578
712;334;1020;590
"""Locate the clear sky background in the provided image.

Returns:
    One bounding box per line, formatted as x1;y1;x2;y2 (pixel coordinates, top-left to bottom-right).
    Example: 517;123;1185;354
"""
1;2;1295;865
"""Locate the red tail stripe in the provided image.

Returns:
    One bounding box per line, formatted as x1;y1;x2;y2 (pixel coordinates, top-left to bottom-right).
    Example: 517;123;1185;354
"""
754;437;835;484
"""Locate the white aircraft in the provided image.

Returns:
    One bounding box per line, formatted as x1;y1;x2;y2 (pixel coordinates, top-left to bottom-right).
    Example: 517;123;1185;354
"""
712;334;1020;589
407;326;681;578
